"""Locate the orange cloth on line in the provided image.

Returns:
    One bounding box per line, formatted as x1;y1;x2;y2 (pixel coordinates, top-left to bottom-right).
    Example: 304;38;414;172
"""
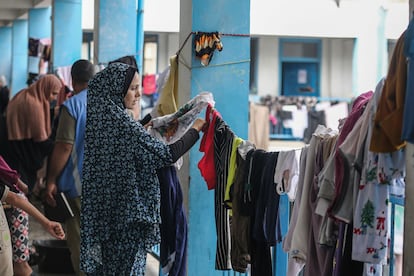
369;31;407;153
6;74;62;142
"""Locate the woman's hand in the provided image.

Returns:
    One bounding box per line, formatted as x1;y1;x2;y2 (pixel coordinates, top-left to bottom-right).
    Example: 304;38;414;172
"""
44;221;65;240
191;118;207;132
16;179;29;195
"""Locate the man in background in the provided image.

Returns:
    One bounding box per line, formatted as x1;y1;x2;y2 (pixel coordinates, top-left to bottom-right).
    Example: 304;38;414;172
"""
45;59;95;276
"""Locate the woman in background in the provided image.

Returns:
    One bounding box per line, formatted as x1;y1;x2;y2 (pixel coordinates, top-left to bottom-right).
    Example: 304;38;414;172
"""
1;74;62;276
1;154;65;276
3;74;62;190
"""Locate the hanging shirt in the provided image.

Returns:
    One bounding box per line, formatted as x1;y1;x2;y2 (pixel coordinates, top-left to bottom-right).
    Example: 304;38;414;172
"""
213;116;234;270
198;104;220;190
151;55;179;117
352;79;405;265
370;31;407;153
274;149;301;201
224;136;244;208
158;166;187;276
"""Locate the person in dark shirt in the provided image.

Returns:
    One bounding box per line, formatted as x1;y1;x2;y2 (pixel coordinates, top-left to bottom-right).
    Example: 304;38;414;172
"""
0;75;10;115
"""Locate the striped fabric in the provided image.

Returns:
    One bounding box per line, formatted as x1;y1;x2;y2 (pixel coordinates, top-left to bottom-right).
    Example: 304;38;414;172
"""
213;116;235;270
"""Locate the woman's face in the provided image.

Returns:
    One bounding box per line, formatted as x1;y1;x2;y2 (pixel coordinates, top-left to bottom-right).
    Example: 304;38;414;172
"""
123;72;141;110
49;89;60;102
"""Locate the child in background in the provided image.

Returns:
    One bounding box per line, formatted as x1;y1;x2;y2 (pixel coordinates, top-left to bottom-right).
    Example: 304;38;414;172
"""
1;155;65;276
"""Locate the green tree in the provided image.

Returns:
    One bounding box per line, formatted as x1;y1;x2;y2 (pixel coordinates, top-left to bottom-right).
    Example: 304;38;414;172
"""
360;199;375;234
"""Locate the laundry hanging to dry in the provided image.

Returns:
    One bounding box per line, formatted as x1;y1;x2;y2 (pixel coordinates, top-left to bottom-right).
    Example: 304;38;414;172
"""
194;32;223;66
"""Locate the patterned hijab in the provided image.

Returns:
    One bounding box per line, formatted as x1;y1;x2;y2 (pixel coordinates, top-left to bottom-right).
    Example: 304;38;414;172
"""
81;62;173;273
6;74;62;141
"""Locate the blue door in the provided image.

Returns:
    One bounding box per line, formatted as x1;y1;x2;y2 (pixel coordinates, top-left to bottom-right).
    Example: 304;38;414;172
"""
281;62;319;97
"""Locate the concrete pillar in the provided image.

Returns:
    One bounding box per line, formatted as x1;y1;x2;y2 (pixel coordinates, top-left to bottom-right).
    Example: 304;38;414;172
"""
136;0;144;74
178;0;250;274
11;20;28;95
403;145;414;276
28;7;52;74
352;1;387;95
93;0;137;64
0;27;12;92
52;0;82;69
403;5;413;276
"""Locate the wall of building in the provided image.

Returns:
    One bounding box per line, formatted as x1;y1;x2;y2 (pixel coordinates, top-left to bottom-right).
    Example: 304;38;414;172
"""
254;36;354;98
256;36;280;96
250;0;407;39
75;0;410;99
143;0;180;33
145;1;408;99
81;0;408;40
155;32;179;71
321;38;354;99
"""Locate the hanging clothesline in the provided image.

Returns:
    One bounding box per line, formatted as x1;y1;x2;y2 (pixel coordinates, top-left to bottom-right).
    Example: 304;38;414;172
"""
198;90;406;276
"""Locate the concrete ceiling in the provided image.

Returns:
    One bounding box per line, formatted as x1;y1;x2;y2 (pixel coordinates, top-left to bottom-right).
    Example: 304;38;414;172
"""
0;0;51;27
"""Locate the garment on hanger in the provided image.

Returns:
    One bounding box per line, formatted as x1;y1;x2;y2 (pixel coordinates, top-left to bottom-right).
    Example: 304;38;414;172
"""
230;150;253;273
198;104;220;190
352;79;405;265
158;166;187;276
370;31;407;153
224;136;244;208
248;149;275;276
282;147;308;272
327;91;373;217
289;125;337;265
151;55;179;117
248;103;269;150
213;115;235;270
274;149;301;201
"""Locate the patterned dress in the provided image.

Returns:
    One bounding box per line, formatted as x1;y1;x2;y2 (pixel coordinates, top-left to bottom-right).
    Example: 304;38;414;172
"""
80;63;173;275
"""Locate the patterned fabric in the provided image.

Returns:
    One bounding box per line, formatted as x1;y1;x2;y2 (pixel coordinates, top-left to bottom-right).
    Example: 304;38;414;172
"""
213;116;234;270
0;185;13;276
5;192;29;263
80;62;173;275
352;79;405;265
149;92;214;144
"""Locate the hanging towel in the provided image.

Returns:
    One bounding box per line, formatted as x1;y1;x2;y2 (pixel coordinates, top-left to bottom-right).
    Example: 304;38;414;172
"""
248;103;269;150
151;55;179;117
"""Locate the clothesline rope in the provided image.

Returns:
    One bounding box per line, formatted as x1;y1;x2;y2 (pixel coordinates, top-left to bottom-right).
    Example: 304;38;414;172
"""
178;57;250;70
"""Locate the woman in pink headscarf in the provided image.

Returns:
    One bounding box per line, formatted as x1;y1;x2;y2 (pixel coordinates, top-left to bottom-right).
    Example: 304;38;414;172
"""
4;74;62;189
